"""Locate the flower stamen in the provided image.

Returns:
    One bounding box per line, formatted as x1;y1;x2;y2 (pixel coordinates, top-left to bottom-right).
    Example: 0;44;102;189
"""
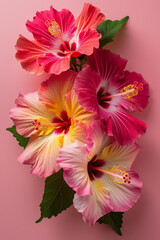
113;169;131;184
98;82;143;103
120;82;143;99
32;119;41;130
89;165;131;184
46;19;62;37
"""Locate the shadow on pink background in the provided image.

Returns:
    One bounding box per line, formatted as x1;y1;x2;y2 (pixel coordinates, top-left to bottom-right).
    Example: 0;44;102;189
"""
1;0;160;239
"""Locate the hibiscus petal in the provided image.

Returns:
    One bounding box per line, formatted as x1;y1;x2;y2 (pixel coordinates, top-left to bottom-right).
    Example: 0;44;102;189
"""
75;65;114;120
39;71;77;117
75;3;105;33
15;35;47;75
75;65;102;114
86;120;111;158
73;179;112;226
10;92;54;137
101;170;142;212
117;71;149;111
18;133;63;177
87;49;127;80
106;109;147;144
65;90;97;123
38;52;72;75
57;141;91;196
63;119;87;146
76;28;101;56
99;143;140;170
26;6;76;48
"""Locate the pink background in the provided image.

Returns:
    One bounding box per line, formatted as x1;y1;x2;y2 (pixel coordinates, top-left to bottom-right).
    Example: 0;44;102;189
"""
1;0;160;239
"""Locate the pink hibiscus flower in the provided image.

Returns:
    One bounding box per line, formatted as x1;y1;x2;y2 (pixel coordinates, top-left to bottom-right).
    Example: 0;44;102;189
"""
57;121;142;226
15;3;105;75
9;71;96;177
75;49;149;145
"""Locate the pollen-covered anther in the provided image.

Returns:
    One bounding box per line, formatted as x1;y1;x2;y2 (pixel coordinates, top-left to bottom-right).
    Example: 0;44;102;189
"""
45;19;61;37
120;82;143;99
32;119;41;130
113;169;131;184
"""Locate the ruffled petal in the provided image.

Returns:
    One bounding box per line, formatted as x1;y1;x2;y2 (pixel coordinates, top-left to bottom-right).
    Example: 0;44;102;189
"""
101;170;142;212
15;35;47;75
87;49;127;80
106;109;147;144
75;65;113;119
38;52;72;75
39;71;77;117
18;133;63;177
99;143;140;170
26;6;76;48
117;71;149;111
10;92;54;137
86;120;111;159
75;3;105;33
57;141;91;196
73;179;112;226
75;65;102;114
75;28;101;56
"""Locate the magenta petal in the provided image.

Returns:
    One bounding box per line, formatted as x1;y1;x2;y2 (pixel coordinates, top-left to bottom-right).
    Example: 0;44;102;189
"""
75;66;101;114
106;109;147;145
118;71;150;111
87;49;127;80
26;6;76;48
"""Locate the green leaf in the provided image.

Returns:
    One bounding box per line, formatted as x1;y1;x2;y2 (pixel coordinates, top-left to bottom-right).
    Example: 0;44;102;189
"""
97;16;129;48
6;125;29;148
36;169;74;223
98;212;124;236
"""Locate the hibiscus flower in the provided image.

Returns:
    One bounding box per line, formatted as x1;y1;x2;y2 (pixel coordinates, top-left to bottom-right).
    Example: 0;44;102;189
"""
10;71;95;177
57;121;142;226
15;3;105;75
75;49;149;144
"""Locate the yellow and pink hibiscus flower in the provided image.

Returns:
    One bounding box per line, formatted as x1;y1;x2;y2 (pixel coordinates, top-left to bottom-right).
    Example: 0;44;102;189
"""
9;70;96;177
75;49;149;145
57;121;142;226
15;3;105;75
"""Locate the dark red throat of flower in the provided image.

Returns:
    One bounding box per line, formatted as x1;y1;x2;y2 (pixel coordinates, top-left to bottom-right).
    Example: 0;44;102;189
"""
97;87;111;109
58;41;77;57
88;155;106;181
52;110;71;135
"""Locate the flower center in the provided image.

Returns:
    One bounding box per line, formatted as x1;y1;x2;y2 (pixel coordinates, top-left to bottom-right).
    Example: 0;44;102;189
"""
32;111;71;135
52;111;71;135
45;19;77;57
97;82;143;107
58;42;77;57
88;156;131;184
88;155;106;181
32;119;41;130
97;88;111;108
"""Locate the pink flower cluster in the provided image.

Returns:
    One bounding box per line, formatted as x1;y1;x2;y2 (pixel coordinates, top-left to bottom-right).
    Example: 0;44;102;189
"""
10;3;149;226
